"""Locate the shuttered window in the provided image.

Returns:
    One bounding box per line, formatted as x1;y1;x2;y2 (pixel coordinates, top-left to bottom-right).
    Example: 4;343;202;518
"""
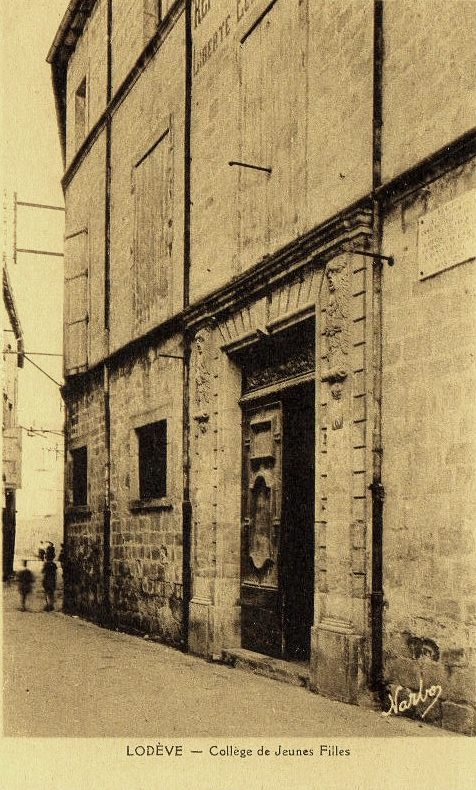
132;127;173;332
239;0;300;260
240;10;272;254
64;228;88;374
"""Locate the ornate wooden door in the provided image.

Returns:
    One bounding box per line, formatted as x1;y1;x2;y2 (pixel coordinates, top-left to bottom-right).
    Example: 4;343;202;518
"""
241;402;283;657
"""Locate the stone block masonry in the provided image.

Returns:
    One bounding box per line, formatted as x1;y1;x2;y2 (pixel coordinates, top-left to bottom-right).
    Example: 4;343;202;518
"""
108;337;184;645
381;159;476;734
64;369;107;620
382;0;476;181
64;333;185;645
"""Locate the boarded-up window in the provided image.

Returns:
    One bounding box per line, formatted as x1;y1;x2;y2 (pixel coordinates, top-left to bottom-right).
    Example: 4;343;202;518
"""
240;0;300;258
64;229;88;374
132;128;173;331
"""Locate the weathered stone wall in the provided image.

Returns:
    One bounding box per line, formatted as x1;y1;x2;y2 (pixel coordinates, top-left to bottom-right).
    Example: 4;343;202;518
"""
190;0;373;303
307;0;373;228
382;0;476;181
64;370;106;619
381;159;476;734
190;0;239;300
109;16;185;353
108;335;184;645
64;333;185;640
66;0;108;166
111;0;180;95
111;0;157;94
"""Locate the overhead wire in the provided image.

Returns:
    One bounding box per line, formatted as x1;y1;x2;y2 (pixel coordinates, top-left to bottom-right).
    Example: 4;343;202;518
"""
23;353;62;388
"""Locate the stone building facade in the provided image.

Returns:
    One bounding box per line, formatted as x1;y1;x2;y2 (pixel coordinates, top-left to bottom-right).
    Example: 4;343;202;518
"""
2;263;24;579
48;0;476;734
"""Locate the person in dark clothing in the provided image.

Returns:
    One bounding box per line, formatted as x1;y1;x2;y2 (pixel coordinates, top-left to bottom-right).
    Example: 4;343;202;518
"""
38;542;46;561
42;559;57;611
45;542;56;561
17;560;34;611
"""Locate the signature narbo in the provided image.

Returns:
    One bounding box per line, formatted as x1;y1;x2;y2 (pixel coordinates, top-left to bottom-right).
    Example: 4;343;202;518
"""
382;678;442;719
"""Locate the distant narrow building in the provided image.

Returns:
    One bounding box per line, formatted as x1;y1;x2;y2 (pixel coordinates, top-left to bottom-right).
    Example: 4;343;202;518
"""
48;0;476;734
2;191;66;565
2;263;24;579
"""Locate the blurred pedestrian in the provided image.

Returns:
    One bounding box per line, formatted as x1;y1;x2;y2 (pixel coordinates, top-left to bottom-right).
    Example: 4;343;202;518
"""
17;560;34;611
45;541;56;561
38;542;45;561
42;558;57;611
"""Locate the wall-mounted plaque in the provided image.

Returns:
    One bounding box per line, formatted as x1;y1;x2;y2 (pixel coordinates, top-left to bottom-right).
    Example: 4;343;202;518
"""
418;189;476;280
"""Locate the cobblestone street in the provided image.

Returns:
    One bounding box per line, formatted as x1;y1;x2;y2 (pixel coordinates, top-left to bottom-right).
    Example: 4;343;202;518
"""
3;579;446;739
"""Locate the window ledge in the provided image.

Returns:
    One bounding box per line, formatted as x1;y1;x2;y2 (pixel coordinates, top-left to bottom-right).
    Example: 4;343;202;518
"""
65;505;92;519
129;498;173;512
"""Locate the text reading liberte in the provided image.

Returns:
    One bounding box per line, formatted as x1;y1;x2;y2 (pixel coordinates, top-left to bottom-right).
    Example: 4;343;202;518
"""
192;0;261;77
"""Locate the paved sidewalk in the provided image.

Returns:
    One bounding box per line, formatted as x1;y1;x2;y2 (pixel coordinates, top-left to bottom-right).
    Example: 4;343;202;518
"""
3;583;448;738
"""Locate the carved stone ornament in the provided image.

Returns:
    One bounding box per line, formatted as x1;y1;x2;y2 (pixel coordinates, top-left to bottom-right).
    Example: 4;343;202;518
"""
329;381;344;430
248;475;274;572
243;344;315;394
321;258;350;429
192;327;212;433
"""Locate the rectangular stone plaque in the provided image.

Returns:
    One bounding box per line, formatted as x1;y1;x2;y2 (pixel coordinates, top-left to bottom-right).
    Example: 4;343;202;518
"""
418;189;476;280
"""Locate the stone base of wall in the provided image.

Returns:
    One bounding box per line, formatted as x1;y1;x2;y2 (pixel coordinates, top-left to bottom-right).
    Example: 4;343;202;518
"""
111;567;184;648
188;597;241;659
188;597;213;657
310;624;363;705
112;609;183;647
384;650;476;735
381;682;476;735
442;702;475;737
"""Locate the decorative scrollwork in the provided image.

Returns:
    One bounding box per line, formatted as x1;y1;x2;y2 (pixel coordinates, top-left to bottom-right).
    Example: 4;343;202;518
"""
192;327;212;433
321;257;350;429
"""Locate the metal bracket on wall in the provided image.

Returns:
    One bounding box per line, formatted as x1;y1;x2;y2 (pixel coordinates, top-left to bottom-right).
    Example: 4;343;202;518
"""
350;249;395;267
228;160;272;174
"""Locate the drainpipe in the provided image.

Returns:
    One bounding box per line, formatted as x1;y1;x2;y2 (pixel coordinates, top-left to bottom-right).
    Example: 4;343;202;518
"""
102;0;113;624
370;0;385;700
181;0;193;651
103;364;112;623
105;0;112;331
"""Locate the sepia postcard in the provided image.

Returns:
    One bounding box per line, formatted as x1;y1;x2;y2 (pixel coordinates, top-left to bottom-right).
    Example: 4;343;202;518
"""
1;1;476;788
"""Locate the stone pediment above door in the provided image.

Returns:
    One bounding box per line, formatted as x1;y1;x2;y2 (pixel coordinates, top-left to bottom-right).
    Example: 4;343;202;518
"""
218;266;324;355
